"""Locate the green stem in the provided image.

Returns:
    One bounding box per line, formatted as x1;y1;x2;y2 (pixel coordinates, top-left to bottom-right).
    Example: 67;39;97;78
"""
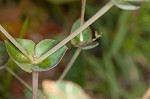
32;71;38;99
58;48;81;81
0;25;28;56
35;1;114;63
5;67;32;91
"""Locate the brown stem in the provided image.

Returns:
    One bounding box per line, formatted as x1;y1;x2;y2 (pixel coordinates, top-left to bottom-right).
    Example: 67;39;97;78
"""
80;0;86;41
80;0;86;26
32;71;38;99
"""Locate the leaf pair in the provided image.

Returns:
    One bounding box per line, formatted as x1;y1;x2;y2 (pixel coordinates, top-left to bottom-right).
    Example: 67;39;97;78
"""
5;39;67;73
5;19;100;72
71;19;101;50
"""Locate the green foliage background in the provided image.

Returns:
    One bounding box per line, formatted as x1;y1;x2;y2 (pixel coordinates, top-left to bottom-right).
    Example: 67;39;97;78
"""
0;0;150;99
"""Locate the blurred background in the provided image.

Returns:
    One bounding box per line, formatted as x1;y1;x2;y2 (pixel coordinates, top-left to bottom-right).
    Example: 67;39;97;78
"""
0;0;150;99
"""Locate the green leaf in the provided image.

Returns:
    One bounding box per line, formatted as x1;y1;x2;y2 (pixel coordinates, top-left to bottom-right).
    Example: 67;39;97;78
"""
75;42;99;50
111;11;130;55
5;39;67;73
111;0;140;10
19;17;29;38
42;80;90;99
70;19;100;50
0;41;9;66
71;19;92;46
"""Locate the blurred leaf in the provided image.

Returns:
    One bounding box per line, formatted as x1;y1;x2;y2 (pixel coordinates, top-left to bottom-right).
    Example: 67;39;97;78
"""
111;0;140;10
5;39;67;72
65;48;84;86
25;80;90;99
103;54;120;99
138;4;150;32
0;41;9;66
114;54;131;82
24;88;32;99
85;53;104;79
19;17;29;38
111;11;130;55
42;80;90;99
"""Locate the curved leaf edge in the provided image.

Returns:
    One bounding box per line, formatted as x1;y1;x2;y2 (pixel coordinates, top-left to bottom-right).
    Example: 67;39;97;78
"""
112;0;140;10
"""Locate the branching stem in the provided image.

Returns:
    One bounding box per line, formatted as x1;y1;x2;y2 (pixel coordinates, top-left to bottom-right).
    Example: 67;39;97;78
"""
58;0;87;81
35;1;114;63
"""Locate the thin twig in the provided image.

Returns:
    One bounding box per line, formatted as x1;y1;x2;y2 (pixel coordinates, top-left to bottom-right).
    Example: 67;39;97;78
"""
80;0;86;26
0;25;28;56
6;66;45;98
58;0;86;81
58;49;81;81
35;1;114;63
32;71;38;99
80;0;86;41
5;67;32;91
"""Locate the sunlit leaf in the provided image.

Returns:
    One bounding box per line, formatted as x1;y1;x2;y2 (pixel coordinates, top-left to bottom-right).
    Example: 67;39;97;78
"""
42;80;90;99
0;41;9;66
25;80;90;99
111;0;140;10
5;39;67;72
